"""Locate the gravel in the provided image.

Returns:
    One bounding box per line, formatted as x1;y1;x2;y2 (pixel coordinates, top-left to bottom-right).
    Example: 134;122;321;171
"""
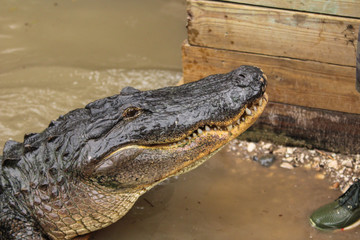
227;139;360;193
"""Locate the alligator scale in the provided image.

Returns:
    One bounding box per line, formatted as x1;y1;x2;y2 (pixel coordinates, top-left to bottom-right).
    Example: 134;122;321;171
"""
0;66;268;239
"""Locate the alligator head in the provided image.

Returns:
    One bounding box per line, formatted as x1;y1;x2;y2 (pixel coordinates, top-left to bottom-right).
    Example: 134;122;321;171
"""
0;66;267;239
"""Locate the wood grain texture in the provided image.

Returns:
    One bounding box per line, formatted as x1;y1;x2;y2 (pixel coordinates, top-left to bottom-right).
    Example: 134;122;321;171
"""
244;102;360;154
187;0;359;66
215;0;360;18
182;42;360;114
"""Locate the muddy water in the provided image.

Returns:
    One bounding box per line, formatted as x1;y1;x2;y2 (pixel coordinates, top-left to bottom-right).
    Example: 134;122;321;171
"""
0;0;186;72
93;150;360;240
1;1;360;240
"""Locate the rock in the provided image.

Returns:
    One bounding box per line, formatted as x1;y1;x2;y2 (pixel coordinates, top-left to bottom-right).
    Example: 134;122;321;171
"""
286;148;295;155
273;147;286;155
299;153;305;163
328;160;339;170
283;157;293;162
247;142;256;152
315;173;325;180
330;182;340;189
304;164;311;170
263;143;272;150
280;162;294;170
342;160;353;168
253;154;276;167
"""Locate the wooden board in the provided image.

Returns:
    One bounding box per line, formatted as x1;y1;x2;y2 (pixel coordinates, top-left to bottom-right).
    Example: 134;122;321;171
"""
182;42;360;114
216;0;360;18
187;0;360;66
242;102;360;154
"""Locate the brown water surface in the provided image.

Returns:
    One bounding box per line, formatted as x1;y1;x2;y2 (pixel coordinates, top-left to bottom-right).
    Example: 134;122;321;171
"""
1;1;359;240
93;149;360;240
0;0;186;72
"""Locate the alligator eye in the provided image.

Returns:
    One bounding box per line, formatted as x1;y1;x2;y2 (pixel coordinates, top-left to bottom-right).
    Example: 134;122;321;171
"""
122;107;142;119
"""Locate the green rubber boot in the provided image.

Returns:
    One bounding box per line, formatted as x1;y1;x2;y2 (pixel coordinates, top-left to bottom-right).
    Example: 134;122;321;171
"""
310;179;360;231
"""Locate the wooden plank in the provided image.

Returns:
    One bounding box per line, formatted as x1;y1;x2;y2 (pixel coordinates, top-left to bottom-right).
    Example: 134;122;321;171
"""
187;0;360;66
182;41;360;114
241;102;360;154
215;0;360;18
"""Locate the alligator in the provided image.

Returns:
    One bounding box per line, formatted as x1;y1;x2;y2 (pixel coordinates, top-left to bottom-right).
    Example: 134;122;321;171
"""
0;66;268;240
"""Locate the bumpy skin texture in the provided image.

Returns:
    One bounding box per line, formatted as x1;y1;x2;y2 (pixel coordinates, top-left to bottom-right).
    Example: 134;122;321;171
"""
0;66;267;239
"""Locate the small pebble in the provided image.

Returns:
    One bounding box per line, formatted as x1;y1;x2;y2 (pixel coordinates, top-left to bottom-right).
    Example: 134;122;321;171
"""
263;143;272;149
342;160;353;168
315;173;325;180
328;160;339;170
253;155;276;167
273;147;286;155
304;164;311;169
286;148;295;154
280;162;294;170
247;142;256;152
283;157;293;162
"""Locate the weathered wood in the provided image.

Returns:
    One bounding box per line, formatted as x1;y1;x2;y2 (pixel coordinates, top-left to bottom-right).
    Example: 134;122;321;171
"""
182;41;360;114
241;102;360;154
215;0;360;18
187;0;360;66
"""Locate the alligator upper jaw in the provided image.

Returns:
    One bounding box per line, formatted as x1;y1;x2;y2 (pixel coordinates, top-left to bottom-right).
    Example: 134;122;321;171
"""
155;92;268;149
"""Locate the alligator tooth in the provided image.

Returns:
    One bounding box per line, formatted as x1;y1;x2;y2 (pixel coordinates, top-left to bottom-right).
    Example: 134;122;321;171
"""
227;125;233;131
259;98;263;106
263;74;268;81
241;117;245;122
187;136;191;140
254;106;257;111
245;108;252;115
197;129;203;135
193;133;197;138
237;119;241;125
205;125;211;131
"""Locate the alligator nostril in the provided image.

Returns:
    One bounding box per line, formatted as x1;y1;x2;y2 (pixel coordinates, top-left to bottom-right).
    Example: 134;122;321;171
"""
239;74;246;78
